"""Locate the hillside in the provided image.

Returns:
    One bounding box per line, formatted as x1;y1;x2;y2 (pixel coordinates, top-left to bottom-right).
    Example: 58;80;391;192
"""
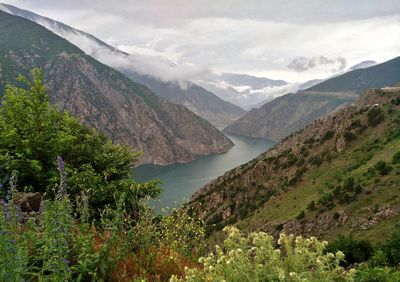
223;92;355;141
0;3;245;128
124;71;245;127
0;10;233;164
191;88;400;243
306;56;400;93
223;57;400;140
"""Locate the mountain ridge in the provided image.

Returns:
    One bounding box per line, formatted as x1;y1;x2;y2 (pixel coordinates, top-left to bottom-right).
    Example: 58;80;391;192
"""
0;3;245;128
223;57;400;140
0;10;233;165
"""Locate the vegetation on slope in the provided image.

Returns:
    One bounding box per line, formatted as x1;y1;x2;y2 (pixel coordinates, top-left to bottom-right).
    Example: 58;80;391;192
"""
191;88;400;245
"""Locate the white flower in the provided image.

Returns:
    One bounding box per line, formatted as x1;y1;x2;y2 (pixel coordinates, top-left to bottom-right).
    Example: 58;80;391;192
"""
336;251;345;260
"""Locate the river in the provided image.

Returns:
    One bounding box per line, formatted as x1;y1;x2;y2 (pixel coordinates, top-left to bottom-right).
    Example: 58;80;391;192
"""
134;134;275;211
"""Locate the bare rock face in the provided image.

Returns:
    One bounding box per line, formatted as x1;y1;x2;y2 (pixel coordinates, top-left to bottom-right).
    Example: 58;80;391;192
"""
13;192;42;212
0;11;233;165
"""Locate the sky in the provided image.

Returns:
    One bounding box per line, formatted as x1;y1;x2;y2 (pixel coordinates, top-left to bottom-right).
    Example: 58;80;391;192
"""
2;0;400;82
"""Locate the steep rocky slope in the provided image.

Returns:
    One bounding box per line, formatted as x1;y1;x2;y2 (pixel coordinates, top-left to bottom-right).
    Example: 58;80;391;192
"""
0;3;245;128
0;11;233;164
223;57;400;140
124;71;245;127
191;88;400;243
223;92;355;141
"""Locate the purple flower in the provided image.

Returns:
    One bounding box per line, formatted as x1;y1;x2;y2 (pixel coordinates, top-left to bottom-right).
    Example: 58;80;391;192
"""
57;156;68;197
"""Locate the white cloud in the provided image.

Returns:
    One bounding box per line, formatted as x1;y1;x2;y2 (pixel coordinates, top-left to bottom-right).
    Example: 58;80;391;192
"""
2;0;399;90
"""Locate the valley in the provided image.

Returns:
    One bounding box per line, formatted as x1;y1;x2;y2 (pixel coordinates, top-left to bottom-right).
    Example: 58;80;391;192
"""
135;134;275;211
0;1;399;281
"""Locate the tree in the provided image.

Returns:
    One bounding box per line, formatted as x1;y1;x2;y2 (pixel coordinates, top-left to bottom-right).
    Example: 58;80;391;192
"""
0;69;160;215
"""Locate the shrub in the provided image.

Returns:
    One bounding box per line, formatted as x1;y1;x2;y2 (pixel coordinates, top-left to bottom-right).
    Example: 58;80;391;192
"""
368;107;385;126
307;200;316;211
381;230;400;267
354;266;400;282
322;130;335;142
326;235;373;266
343;130;356;142
392;151;400;164
374;161;392;176
296;210;305;220
172;228;352;282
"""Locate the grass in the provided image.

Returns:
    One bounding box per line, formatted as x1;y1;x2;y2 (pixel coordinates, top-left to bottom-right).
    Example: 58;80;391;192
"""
235;106;400;244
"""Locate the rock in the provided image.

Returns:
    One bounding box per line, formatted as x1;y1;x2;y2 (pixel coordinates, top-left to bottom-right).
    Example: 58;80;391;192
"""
13;192;42;212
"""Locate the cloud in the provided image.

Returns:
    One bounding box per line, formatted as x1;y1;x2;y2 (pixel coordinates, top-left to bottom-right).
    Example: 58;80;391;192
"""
2;0;399;84
287;56;347;73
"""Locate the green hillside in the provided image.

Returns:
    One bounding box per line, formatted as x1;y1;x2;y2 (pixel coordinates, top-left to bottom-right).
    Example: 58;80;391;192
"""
191;88;400;244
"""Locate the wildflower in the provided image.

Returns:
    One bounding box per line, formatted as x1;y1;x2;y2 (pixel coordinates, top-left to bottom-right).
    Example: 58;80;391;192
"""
336;251;345;261
279;271;285;280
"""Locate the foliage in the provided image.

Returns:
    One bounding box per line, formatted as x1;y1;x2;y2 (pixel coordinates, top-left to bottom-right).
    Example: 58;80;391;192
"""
379;230;400;267
392;151;400;164
326;235;373;266
374;161;393;176
367;107;385;126
0;69;160;215
353;266;400;282
172;227;352;282
0;172;204;281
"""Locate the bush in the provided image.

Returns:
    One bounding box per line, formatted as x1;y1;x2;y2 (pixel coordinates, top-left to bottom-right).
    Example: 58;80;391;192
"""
322;130;335;142
381;231;400;267
172;227;351;282
326;235;373;266
368;107;385;126
296;210;305;220
354;266;400;282
374;161;393;176
344;130;356;142
392;151;400;164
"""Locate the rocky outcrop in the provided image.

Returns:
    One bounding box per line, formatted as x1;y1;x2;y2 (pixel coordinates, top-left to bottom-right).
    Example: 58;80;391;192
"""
13;192;42;212
0;11;233;165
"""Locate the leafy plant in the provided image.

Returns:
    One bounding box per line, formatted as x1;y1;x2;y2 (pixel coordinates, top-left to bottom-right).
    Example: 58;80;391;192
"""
172;227;352;282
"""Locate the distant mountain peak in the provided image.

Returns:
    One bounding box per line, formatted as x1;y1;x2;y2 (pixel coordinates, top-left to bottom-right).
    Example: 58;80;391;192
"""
348;60;377;71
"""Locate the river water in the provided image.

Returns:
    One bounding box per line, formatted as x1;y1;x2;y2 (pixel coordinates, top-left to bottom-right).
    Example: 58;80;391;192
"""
134;134;275;211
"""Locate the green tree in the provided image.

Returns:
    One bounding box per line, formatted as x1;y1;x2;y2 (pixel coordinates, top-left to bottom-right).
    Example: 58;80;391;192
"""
0;69;160;215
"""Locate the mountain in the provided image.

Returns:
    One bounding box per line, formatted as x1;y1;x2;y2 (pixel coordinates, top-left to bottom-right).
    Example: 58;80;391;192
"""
223;57;400;140
298;78;326;90
197;72;288;109
191;88;400;242
0;10;233;164
0;3;244;128
123;71;246;127
305;57;400;93
223;92;355;141
348;60;377;71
